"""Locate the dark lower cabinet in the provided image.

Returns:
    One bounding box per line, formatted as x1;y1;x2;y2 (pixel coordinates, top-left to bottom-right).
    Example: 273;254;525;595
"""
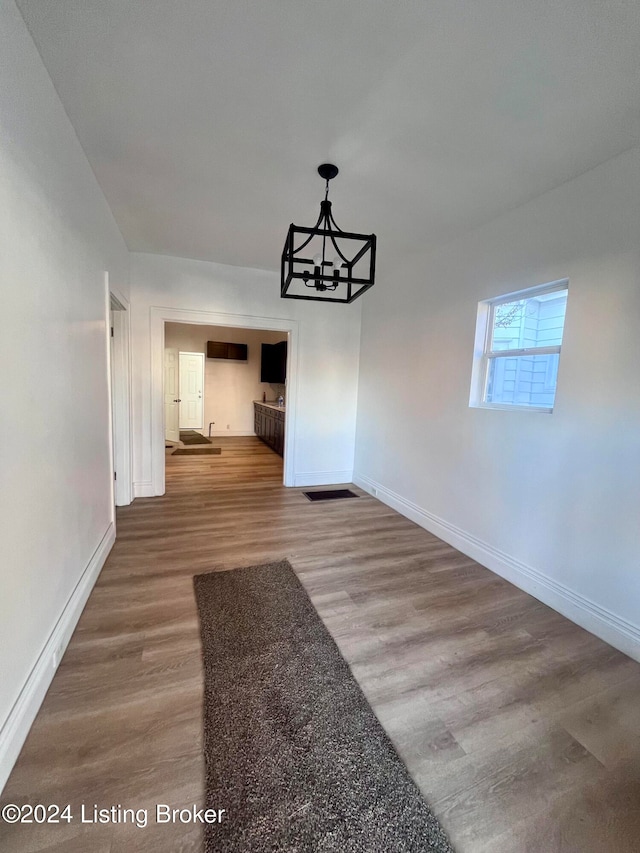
254;403;285;456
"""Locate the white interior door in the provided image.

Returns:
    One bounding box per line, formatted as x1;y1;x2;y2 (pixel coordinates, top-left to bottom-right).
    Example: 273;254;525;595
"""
164;347;180;442
179;351;204;430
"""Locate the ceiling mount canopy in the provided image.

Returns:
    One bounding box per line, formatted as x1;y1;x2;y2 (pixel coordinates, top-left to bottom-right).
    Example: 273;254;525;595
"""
281;164;376;304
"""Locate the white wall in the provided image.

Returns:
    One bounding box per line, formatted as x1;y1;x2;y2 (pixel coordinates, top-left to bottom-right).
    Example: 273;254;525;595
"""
165;323;287;436
131;253;361;492
355;146;640;660
0;0;129;790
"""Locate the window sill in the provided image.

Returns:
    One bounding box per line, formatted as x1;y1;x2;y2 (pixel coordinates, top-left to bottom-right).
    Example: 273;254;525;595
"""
470;402;553;414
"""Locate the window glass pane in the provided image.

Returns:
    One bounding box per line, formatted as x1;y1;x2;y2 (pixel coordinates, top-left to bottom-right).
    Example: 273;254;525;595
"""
486;353;560;408
490;290;567;351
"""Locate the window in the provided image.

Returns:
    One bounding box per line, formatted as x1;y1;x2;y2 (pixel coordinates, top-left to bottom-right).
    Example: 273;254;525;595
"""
470;280;568;412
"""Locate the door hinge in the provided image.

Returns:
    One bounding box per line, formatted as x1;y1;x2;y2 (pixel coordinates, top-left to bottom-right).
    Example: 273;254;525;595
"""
111;326;114;337
114;471;117;480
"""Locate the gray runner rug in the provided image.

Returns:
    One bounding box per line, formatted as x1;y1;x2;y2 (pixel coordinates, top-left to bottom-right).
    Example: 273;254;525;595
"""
193;560;454;852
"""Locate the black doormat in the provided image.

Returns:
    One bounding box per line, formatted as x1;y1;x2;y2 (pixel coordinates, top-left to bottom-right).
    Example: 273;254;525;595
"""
303;488;358;501
180;430;212;445
193;560;454;853
173;447;221;455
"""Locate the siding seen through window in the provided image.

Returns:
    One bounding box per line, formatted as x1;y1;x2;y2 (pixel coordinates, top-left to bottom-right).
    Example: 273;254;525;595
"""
479;282;568;411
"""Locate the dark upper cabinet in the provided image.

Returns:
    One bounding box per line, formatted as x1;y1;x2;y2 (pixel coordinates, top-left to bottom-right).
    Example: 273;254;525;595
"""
227;342;248;360
261;340;287;383
206;341;248;360
274;340;287;383
260;343;273;382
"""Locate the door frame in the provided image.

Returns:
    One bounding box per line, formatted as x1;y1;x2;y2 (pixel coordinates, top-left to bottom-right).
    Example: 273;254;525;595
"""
105;274;133;507
150;306;298;494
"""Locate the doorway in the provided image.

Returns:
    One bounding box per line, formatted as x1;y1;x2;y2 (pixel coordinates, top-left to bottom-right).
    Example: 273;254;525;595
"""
164;350;205;443
151;307;298;494
107;280;133;507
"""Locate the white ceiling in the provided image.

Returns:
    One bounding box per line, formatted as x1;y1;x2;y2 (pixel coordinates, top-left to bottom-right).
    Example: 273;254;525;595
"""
17;0;640;271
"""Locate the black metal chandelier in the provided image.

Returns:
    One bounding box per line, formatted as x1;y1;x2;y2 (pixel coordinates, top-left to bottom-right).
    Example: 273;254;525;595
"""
281;164;376;303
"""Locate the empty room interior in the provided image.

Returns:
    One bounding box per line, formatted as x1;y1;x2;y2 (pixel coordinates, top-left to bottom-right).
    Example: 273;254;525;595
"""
1;1;639;851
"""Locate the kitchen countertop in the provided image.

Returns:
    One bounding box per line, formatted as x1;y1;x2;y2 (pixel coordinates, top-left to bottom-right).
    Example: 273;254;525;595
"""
254;400;286;412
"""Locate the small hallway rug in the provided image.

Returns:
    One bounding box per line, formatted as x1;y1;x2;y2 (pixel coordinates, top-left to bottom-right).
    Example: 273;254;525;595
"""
172;447;222;455
193;560;454;852
180;430;212;445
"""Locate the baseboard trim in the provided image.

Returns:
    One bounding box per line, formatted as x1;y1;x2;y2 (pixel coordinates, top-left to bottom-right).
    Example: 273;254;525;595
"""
353;473;640;663
0;523;115;794
293;470;353;488
133;480;155;498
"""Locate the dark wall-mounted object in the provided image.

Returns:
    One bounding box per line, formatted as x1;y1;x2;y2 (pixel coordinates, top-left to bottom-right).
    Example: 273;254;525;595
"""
206;341;248;361
260;340;287;383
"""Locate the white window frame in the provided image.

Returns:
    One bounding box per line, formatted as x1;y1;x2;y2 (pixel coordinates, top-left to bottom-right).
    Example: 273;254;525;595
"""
469;278;568;414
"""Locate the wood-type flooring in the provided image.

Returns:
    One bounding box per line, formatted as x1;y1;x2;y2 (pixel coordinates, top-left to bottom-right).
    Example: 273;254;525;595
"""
1;437;639;852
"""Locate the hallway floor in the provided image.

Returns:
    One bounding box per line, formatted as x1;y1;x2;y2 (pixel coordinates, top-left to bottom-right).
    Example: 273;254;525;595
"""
2;436;639;852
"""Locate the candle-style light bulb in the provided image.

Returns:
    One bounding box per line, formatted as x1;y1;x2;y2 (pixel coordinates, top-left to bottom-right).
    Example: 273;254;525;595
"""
312;253;323;290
